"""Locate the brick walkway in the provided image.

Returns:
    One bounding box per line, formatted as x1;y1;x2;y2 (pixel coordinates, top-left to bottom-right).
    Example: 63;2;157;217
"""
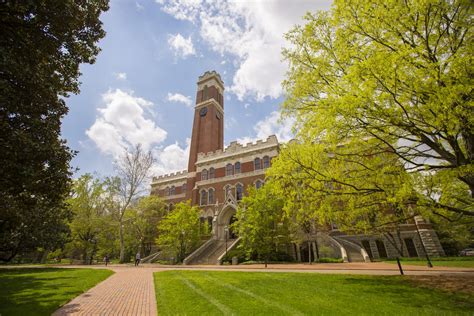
53;267;157;316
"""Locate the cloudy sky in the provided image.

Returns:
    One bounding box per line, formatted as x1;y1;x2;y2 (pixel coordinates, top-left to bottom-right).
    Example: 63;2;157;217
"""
63;0;332;178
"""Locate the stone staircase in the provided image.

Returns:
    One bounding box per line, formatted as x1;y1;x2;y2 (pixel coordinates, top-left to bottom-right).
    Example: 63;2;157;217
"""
184;239;236;265
333;237;369;262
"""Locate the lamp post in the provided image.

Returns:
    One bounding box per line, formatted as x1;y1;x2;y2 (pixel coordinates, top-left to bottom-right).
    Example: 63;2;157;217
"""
180;230;185;263
224;225;229;257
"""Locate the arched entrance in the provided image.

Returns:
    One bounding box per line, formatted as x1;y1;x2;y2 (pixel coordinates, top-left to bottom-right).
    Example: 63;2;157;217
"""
228;215;237;239
217;205;237;240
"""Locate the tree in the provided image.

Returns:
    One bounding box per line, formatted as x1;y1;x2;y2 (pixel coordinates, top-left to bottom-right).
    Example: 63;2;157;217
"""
112;144;154;263
282;0;473;217
268;140;423;273
0;1;109;262
66;174;113;264
156;202;201;263
234;184;291;267
125;196;167;257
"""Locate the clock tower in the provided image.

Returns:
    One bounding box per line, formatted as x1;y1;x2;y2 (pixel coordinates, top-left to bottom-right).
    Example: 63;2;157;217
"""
186;71;224;201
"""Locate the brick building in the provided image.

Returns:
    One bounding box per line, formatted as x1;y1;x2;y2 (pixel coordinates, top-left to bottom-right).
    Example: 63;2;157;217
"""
151;71;445;264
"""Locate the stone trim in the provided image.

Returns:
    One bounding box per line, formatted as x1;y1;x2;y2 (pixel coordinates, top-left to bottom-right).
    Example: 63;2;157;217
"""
196;169;266;186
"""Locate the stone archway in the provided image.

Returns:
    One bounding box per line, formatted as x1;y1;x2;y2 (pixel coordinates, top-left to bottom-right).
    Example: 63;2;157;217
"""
216;205;237;240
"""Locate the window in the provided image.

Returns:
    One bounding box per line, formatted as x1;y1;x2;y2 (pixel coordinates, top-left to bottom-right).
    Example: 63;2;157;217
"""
236;183;243;201
235;161;241;174
263;156;270;169
255;180;264;189
254;157;261;170
208;188;215;204
164;187;170;196
226;163;234;176
200;190;208;206
201;169;208;181
209;167;215;179
170;186;175;195
182;183;187;194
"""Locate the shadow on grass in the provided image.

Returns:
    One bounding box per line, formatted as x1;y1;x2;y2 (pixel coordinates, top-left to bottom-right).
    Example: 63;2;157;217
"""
0;268;110;316
340;276;474;312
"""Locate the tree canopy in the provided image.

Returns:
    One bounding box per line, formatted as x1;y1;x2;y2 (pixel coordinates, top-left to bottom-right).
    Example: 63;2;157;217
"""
282;0;473;218
0;0;109;261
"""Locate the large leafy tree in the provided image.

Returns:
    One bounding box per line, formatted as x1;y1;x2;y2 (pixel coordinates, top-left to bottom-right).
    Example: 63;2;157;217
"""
66;174;115;264
125;196;167;257
156;202;201;263
234;184;291;267
282;0;473;218
0;1;108;261
112;144;154;263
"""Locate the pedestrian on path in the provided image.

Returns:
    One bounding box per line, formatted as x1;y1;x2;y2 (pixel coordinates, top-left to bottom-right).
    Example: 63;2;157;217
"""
104;255;110;266
135;252;141;266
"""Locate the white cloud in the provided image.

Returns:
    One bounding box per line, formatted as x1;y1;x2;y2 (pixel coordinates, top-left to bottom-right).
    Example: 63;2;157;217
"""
167;92;192;107
237;111;294;144
151;138;190;176
156;0;332;101
86;89;167;157
115;72;127;80
167;33;196;59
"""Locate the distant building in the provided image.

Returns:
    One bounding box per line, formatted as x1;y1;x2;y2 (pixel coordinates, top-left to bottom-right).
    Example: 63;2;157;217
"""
151;71;444;264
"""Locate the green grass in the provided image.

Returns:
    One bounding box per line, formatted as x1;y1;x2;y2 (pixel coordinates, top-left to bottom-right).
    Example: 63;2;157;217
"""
384;257;474;268
154;270;473;315
0;268;113;315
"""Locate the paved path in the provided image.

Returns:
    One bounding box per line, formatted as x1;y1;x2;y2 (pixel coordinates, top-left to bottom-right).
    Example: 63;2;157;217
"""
53;267;157;316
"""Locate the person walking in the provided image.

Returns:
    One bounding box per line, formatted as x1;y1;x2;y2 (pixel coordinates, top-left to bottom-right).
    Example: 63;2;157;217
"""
135;252;141;266
104;255;110;266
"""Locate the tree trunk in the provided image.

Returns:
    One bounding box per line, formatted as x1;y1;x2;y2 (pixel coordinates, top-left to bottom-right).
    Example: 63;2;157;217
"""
119;221;125;263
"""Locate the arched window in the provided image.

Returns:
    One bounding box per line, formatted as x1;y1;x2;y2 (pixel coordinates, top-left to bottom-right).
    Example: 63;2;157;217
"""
236;183;243;201
209;167;215;179
226;163;234;176
254;157;261;170
255;180;264;189
170;186;175;195
225;185;232;199
208;188;215;204
182;183;187;193
165;187;170;196
200;190;208;206
263;156;270;169
235;161;241;174
201;169;208;181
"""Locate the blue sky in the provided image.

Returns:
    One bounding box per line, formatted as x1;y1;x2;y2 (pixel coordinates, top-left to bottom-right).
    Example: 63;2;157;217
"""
62;0;332;178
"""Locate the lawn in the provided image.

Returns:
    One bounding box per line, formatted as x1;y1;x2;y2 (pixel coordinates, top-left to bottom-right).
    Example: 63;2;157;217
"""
385;257;474;268
0;268;113;315
154;270;474;315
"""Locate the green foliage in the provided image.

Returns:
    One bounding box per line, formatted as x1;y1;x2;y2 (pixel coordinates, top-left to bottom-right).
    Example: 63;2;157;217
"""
124;196;167;257
156;201;201;263
234;183;291;264
154;271;474;315
0;268;113;315
282;0;473;220
65;174;117;264
0;1;109;261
